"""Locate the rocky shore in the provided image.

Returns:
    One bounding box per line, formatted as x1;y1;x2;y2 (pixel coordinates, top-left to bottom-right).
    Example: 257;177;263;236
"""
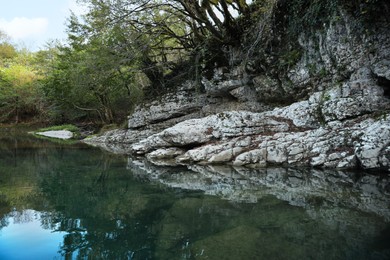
84;11;390;172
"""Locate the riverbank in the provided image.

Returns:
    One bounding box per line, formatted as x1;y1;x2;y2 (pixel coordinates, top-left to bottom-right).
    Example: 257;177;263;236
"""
84;82;390;171
84;6;390;172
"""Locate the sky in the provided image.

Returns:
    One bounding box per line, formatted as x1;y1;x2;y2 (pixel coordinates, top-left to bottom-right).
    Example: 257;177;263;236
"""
0;0;87;51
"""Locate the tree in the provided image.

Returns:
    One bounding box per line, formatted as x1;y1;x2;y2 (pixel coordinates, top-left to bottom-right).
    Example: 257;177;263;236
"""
41;0;254;124
173;0;249;43
0;54;43;123
0;31;17;61
42;26;142;124
74;0;191;94
68;0;252;97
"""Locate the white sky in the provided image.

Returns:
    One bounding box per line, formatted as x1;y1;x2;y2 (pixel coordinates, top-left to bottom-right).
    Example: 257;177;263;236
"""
0;0;86;51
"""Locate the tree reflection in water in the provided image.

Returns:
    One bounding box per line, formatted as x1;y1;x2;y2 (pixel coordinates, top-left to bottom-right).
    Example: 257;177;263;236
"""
0;130;389;259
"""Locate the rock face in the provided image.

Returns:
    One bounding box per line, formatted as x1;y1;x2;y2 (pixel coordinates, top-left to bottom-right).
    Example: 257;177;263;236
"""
126;76;390;170
86;75;390;170
84;11;390;172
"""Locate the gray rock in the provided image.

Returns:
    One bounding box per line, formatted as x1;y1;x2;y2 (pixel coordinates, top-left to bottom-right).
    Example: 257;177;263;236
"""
229;86;258;102
84;11;390;172
355;117;390;169
35;130;73;139
128;81;206;129
146;148;186;166
321;70;389;123
202;67;250;96
372;60;390;80
126;78;390;171
252;75;285;102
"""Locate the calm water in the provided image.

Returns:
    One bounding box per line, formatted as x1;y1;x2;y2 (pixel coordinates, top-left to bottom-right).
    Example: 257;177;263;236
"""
0;128;389;260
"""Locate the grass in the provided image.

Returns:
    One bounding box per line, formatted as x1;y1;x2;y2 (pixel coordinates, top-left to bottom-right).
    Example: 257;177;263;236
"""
37;124;80;133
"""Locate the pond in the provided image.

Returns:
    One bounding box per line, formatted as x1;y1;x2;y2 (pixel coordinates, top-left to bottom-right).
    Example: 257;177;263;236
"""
0;128;389;259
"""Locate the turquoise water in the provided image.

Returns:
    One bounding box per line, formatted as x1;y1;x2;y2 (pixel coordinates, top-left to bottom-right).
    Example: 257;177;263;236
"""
0;128;389;259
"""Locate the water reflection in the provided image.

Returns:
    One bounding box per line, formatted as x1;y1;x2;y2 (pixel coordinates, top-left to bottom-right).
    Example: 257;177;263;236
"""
128;159;390;259
0;210;66;260
129;159;390;220
0;130;389;259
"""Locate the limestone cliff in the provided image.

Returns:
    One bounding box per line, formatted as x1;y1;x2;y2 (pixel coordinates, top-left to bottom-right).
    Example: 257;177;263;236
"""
84;3;390;172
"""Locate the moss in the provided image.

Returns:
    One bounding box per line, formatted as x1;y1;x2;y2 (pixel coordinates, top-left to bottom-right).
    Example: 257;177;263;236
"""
278;49;302;70
284;0;340;39
308;63;317;76
373;111;389;121
316;91;329;126
319;67;328;77
37;124;79;133
323;93;331;102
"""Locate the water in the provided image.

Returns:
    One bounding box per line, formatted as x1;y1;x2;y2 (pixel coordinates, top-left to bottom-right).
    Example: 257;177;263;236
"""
0;128;389;260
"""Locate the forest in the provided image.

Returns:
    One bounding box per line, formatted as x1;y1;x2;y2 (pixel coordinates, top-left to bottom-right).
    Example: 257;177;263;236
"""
0;0;387;126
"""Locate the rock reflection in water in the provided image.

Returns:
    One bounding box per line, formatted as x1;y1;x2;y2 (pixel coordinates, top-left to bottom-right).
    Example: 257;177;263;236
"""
130;158;390;252
128;158;390;259
128;158;390;220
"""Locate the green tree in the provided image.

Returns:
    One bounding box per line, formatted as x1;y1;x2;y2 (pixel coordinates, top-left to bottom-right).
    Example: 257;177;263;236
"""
0;64;42;123
74;0;191;95
42;0;254;124
0;47;45;123
0;31;17;60
42;31;142;124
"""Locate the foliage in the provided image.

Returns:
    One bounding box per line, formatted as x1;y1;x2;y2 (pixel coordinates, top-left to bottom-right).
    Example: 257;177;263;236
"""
284;0;339;38
283;0;389;39
0;31;17;60
342;0;390;23
42;45;142;124
98;124;120;134
0;43;17;60
0;43;47;123
278;49;302;70
0;1;256;124
70;0;255;92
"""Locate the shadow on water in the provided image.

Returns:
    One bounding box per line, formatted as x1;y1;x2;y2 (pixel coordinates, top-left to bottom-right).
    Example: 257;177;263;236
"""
0;129;389;259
